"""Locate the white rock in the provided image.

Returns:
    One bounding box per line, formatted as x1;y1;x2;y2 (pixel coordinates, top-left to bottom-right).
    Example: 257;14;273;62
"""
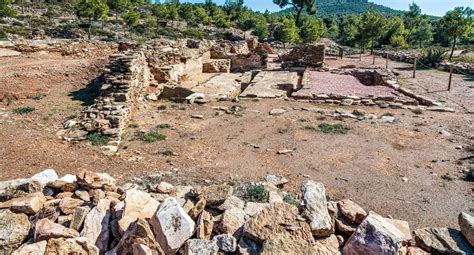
269;108;286;116
213;234;237;252
459;212;474;247
12;240;47;255
118;189;160;234
300;181;334;237
150;197;196;254
30;169;58;185
64;119;77;129
184;239;218;255
81;199;111;252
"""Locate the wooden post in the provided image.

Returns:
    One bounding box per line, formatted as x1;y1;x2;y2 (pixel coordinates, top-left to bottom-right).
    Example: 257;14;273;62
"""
385;52;389;69
412;57;417;78
448;65;453;91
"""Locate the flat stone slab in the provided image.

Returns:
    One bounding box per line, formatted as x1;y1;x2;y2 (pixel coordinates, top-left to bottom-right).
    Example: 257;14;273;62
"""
0;48;21;57
191;73;242;101
240;71;297;98
293;71;396;99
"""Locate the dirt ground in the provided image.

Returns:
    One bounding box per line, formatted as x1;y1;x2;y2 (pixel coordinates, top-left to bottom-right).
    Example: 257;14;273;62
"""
0;52;472;230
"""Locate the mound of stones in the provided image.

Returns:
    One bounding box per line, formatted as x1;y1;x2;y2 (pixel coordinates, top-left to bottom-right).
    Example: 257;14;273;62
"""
1;169;473;254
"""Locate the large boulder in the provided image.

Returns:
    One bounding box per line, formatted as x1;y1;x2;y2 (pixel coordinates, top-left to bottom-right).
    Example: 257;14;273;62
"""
45;237;99;255
0;178;43;202
459;212;474;247
184;239;219;255
34;218;80;242
150;197;195;254
0;192;46;215
0;209;31;252
300;181;334;237
81;199;111;252
413;227;473;255
30;169;59;185
118;189;160;234
342;212;405;255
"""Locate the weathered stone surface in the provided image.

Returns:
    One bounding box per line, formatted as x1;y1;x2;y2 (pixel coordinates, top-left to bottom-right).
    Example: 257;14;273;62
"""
342;212;405;255
0;178;43;202
406;247;430;255
191;73;242;101
45;237;99;255
47;174;78;192
216;195;245;211
70;206;91;231
118;189;160;234
459;212;474;247
213;234;237;252
243;203;314;244
240;71;297;98
281;44;325;68
300;181;334;237
338;199;367;224
313;234;341;255
30;169;58;185
75;190;91;201
188;198;206;219
244;202;268;217
413;227;473;255
184;239;219;255
263;175;289;187
260;234;318;255
269;108;287;116
81;199;111;252
0;209;31;252
202;59;230;73
199;184;233;206
77;170;116;189
196;210;214;240
34;218;80;242
388;218;412;243
156;182;175;194
59;197;84;215
150;197;195;254
116;219;164;255
12;240;47;255
219;207;246;236
0;192;46;214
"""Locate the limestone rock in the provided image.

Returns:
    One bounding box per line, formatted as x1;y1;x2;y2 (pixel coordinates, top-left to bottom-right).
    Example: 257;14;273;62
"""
59;197;84;214
269;108;287;116
188;199;206;219
196;210;214;240
216;195;245;211
313;234;341;255
300;181;334;237
219;207;246;236
70;206;91;231
459;212;474;247
116;218;164;255
342;212;405;255
184;239;219;255
243;203;314;244
263;175;289;187
12;240;47;255
77;170;116;189
413;227;473;255
45;237;99;255
0;178;43;202
0;192;46;215
244;202;268;218
0;209;31;252
30;169;58;185
118;189;160;234
156;182;175;194
150;197;196;254
260;234;318;255
81;199;111;252
34;218;80;242
388;218;412;243
338;199;367;224
213;234;237;252
75;190;91;201
199;184;233;206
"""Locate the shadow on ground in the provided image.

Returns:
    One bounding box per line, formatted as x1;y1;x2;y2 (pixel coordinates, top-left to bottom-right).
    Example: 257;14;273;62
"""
69;74;105;106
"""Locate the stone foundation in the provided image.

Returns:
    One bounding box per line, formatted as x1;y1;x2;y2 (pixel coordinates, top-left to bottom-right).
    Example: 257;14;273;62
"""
281;44;325;68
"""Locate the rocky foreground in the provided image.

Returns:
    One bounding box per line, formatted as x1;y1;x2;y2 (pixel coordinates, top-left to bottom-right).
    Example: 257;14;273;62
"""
0;170;473;254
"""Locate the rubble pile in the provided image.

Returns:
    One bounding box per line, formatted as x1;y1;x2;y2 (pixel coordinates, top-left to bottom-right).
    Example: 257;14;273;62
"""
281;44;325;68
0;169;473;254
63;51;151;154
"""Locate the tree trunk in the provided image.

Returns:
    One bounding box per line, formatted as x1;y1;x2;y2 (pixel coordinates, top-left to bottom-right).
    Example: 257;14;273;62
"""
371;39;374;55
449;36;456;60
295;6;304;26
88;18;92;40
116;10;118;22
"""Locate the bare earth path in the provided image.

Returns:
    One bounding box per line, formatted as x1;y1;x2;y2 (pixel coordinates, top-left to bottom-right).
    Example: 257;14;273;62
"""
0;53;472;230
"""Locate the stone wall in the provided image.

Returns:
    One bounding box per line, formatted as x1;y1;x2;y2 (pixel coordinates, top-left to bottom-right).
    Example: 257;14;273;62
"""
79;51;151;153
281;44;325;68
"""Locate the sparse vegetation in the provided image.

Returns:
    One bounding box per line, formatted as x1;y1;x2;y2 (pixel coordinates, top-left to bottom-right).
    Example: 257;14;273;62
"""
412;109;423;115
441;174;456;181
161;150;174;156
157;105;167;110
85;133;109;146
157;123;170;129
12;107;35;115
318;123;350;134
240;184;269;203
283;193;299;207
28;94;46;100
304;124;317;130
128;123;139;128
137;132;166;143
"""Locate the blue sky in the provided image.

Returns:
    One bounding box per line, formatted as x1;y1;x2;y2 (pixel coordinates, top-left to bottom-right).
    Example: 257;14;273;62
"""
180;0;473;16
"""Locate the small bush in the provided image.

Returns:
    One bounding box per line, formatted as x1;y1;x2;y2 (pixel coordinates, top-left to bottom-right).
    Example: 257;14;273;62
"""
304;124;317;130
157;123;170;129
128;123;139;128
283;194;299;207
241;184;269;203
157;105;167;110
85;133;109;146
12;107;35;114
28;94;45;100
162;150;174;156
419;47;447;67
412;109;423;115
441;174;456;181
318;123;350;134
138;132;166;143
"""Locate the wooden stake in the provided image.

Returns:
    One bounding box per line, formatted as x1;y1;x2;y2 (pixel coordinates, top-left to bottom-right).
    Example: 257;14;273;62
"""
372;53;375;65
448;65;453;91
412;57;417;78
385;52;389;69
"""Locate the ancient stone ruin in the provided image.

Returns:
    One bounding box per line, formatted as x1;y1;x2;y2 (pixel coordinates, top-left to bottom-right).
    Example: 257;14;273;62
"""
0;169;472;254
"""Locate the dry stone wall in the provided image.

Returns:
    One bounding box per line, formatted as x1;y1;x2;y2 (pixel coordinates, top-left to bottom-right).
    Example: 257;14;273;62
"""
281;44;325;68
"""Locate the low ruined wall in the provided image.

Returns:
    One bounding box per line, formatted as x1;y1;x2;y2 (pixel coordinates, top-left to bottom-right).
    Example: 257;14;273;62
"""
80;51;150;152
281;44;325;68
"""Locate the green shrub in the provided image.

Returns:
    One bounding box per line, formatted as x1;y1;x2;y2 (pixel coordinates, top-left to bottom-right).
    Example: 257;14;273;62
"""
137;132;166;143
240;184;269;203
441;174;456;181
157;105;167;110
162;150;174;156
85;133;109;146
283;194;299;207
318;123;350;134
419;47;447;67
28;94;45;100
12;107;35;114
412;109;423;115
157;123;170;129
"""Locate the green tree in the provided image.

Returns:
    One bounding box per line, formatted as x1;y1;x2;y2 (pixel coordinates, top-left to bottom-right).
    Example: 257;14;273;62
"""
223;0;244;20
358;9;388;54
441;7;473;60
0;0;16;17
390;34;408;49
76;0;109;40
124;10;139;28
252;15;269;40
274;17;299;47
194;6;210;25
178;3;195;21
337;15;359;46
323;16;338;41
107;0;131;22
299;17;326;43
412;18;433;48
212;7;231;28
273;0;316;26
404;2;421;30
